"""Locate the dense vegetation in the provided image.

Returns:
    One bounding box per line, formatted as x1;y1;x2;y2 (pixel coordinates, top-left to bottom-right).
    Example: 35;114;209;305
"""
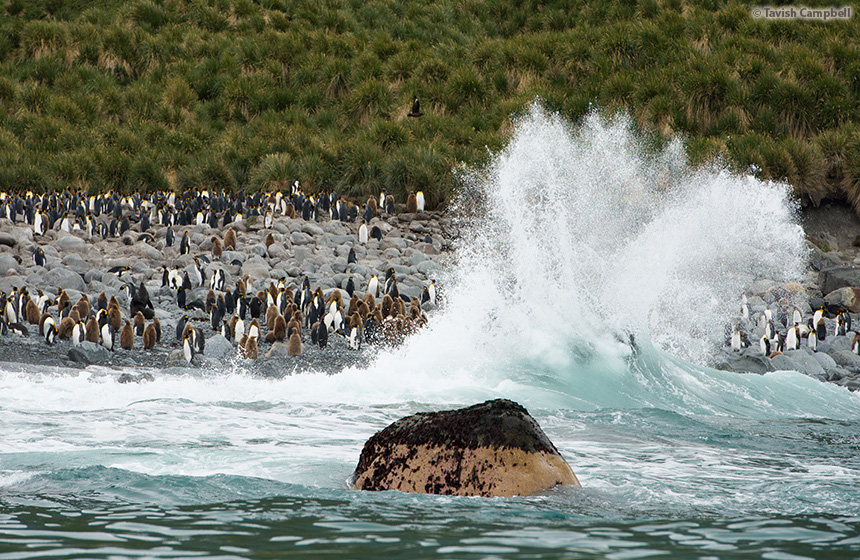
1;0;859;210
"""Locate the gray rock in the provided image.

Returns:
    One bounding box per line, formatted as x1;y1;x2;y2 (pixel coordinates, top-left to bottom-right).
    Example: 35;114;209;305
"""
828;350;860;371
0;254;20;276
0;232;15;247
291;231;314;245
302;222;325;237
718;352;774;374
46;268;86;292
417;260;441;275
769;353;801;372
55;235;86;253
819;266;860;295
414;242;439;255
826;367;851;382
132;242;162;261
68;341;111;365
812;352;838;371
785;350;826;377
205;334;233;359
266;341;292;358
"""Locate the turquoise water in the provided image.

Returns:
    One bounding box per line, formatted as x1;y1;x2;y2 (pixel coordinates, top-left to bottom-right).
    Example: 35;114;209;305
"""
1;346;859;559
3;106;859;558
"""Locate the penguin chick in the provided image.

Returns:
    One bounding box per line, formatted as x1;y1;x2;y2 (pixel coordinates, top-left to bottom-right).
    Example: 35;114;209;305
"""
120;320;134;350
288;331;301;356
143;322;157;349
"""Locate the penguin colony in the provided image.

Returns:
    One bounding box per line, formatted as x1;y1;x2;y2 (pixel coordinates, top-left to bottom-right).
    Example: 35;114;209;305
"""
0;183;439;365
726;293;859;358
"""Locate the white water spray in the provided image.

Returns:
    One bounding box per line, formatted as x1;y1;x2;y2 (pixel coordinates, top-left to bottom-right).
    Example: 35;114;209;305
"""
421;103;808;367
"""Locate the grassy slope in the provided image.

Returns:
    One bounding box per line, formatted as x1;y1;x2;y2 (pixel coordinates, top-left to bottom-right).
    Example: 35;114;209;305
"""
0;0;859;210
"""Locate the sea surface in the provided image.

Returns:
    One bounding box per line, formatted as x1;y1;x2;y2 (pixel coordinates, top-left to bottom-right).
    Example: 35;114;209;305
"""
2;106;859;559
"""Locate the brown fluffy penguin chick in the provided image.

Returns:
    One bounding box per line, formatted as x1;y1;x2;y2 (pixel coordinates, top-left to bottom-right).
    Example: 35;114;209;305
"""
381;294;394;318
109;306;122;331
120;320;134;350
224;227;237;250
406;192;417;213
109;295;120;310
26;299;40;324
211;235;223;258
97;292;107;311
264;232;275;247
244;336;258;360
273;314;287;341
57;316;74;339
85;317;99;343
57;289;69;313
76;295;91;321
367;196;377;214
228;314;239;338
69;309;81;324
285;202;295;219
39;312;52;334
358;301;371;319
362;292;376;309
326;290;343;306
133;311;145;335
143;322;157;349
266;305;278;330
288;331;301;356
347;294;360;317
287;318;301;338
152;316;162;342
236;277;247;298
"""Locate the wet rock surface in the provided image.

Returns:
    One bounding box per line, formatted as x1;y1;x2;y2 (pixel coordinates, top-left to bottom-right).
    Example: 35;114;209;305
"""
350;399;580;497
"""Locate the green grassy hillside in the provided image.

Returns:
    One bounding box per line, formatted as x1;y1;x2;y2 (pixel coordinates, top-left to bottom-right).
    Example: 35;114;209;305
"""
1;0;859;210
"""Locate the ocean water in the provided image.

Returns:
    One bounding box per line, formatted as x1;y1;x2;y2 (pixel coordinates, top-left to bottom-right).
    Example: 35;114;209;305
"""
2;105;859;559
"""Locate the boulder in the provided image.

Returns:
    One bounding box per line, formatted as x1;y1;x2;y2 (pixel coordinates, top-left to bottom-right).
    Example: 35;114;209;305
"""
0;232;15;247
68;341;111;365
823;287;860;313
55;235;86;254
350;399;580;497
785;350;826;377
819;266;860;296
0;254;20;276
204;334;233;359
291;231;314;245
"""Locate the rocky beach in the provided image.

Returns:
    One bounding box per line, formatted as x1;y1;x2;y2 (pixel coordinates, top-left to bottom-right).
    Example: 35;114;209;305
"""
0;192;456;379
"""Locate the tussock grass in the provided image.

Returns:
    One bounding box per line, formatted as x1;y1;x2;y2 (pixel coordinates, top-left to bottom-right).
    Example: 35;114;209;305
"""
0;0;858;209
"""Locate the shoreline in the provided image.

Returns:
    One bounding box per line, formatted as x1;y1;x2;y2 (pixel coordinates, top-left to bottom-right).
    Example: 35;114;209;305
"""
0;194;455;378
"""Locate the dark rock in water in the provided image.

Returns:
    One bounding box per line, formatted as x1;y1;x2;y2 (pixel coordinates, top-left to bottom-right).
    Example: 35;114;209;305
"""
714;352;774;375
819;266;860;296
350;399;580;497
117;372;155;383
68;341;111;365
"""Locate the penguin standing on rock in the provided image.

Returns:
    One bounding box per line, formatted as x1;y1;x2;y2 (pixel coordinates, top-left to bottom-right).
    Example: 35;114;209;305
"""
183;333;194;363
34;247;46;267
